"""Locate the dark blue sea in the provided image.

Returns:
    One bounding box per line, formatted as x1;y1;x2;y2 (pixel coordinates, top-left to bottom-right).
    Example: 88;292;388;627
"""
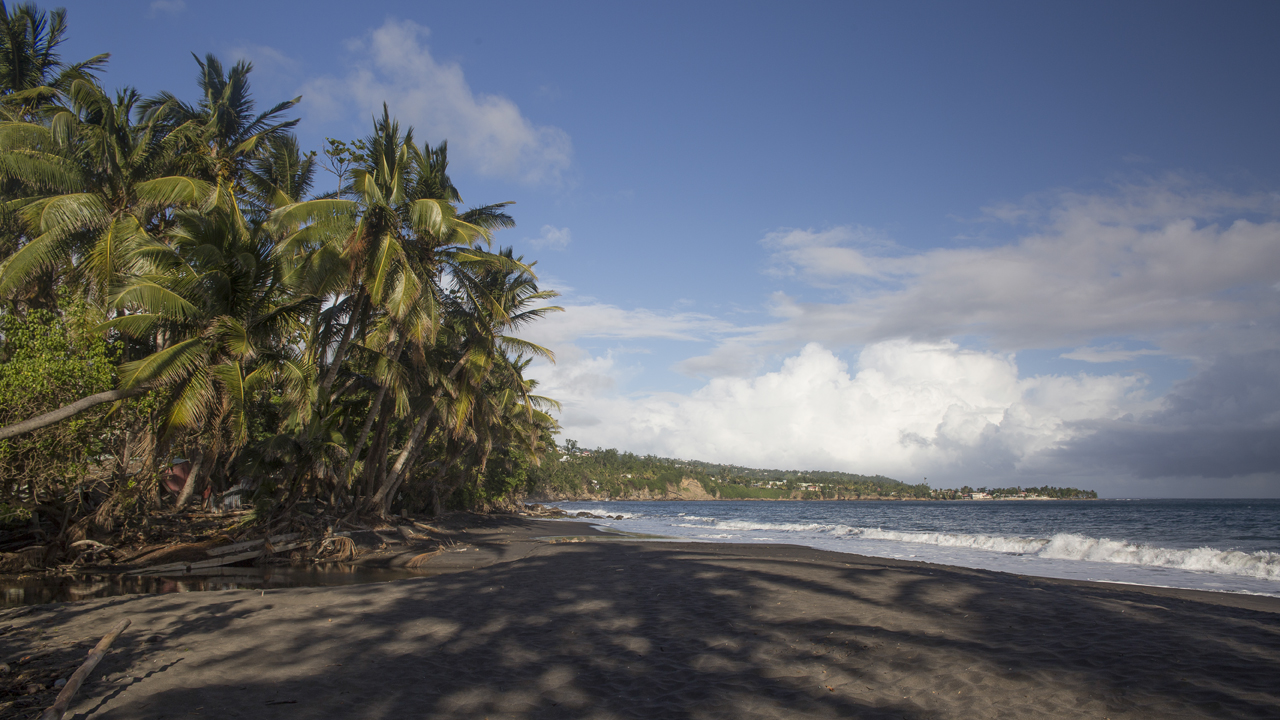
554;499;1280;596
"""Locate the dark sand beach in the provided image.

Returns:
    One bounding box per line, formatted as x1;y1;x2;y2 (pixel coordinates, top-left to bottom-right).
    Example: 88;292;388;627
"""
4;518;1279;719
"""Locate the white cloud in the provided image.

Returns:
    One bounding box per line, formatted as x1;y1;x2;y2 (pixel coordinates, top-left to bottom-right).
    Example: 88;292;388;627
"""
526;180;1280;492
300;19;571;184
763;226;891;281
527;225;571;250
148;0;185;15
531;341;1149;487
520;302;738;347
748;182;1280;358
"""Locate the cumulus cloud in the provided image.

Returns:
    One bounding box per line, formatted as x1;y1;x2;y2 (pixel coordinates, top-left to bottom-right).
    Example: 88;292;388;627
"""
530;341;1148;486
529;180;1280;493
300;19;571;184
527;225;572;250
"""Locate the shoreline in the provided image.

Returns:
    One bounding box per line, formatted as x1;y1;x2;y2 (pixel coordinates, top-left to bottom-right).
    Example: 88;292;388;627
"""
3;518;1278;718
533;494;1098;503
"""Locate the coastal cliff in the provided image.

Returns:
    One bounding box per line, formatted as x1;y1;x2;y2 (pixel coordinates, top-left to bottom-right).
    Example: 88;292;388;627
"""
532;477;719;502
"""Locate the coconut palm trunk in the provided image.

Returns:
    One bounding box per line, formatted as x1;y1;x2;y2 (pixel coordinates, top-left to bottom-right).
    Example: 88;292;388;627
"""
369;398;440;514
337;331;407;490
0;385;151;441
319;292;366;400
175;447;210;508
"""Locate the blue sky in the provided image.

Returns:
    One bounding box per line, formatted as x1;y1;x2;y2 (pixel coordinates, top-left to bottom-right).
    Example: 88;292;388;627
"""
56;1;1280;496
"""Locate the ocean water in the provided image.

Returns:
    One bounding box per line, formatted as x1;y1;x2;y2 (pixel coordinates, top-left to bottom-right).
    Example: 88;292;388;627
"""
552;499;1280;597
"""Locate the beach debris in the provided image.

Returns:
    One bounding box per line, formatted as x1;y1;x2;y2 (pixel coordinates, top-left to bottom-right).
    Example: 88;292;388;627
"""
318;536;357;562
406;552;441;568
39;618;130;720
206;533;300;558
128;533;305;575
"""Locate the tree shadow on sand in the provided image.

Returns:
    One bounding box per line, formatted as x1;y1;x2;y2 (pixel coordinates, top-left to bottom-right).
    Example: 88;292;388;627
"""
17;541;1280;719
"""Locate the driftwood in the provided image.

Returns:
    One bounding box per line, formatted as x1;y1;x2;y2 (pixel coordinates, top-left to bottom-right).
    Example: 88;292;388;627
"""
126;533;305;575
39;618;130;720
129;540;307;575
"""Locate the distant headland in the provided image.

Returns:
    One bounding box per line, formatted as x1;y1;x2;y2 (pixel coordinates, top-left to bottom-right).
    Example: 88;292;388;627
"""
527;443;1097;502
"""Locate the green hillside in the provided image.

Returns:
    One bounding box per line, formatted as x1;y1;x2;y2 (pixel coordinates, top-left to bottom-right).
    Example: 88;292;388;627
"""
527;441;1096;501
530;443;927;500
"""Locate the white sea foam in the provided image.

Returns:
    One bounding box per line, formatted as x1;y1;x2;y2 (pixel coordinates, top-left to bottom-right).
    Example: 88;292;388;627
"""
680;520;855;534
667;519;1280;582
1035;533;1280;580
675;514;717;523
559;500;1280;595
854;528;1046;554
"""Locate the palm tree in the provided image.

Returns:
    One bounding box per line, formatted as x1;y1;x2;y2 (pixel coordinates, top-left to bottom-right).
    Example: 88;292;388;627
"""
0;1;108;118
140;54;299;198
370;248;560;515
0;80;210;307
0;80;213;446
101;195;314;505
243;134;316;220
269;108;513;492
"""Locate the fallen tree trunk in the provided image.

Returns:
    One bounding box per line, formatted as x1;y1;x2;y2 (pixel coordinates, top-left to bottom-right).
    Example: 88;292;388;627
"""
0;385;151;441
40;618;131;720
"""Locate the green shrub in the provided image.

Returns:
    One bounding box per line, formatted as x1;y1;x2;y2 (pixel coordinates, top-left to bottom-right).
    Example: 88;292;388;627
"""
0;304;121;516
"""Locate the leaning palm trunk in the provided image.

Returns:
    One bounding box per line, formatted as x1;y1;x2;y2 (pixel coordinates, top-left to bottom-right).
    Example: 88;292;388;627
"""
374;437;428;515
369;400;439;514
337;332;407;490
361;406;394;495
0;385;152;441
175;447;210;508
319;293;366;400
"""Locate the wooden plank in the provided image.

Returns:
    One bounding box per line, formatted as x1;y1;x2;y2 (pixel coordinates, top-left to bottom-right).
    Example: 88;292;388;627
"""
206;533;300;557
131;541;308;575
130;550;261;575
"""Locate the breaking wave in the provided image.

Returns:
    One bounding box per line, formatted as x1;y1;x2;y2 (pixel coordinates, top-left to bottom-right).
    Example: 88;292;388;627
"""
671;519;1280;581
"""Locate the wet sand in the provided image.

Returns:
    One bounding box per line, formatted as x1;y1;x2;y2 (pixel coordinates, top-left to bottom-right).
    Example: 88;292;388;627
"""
4;517;1279;719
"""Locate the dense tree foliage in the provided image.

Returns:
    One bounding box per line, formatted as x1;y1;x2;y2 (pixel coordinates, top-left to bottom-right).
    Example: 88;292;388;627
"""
0;5;561;542
532;445;929;500
534;444;1095;501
